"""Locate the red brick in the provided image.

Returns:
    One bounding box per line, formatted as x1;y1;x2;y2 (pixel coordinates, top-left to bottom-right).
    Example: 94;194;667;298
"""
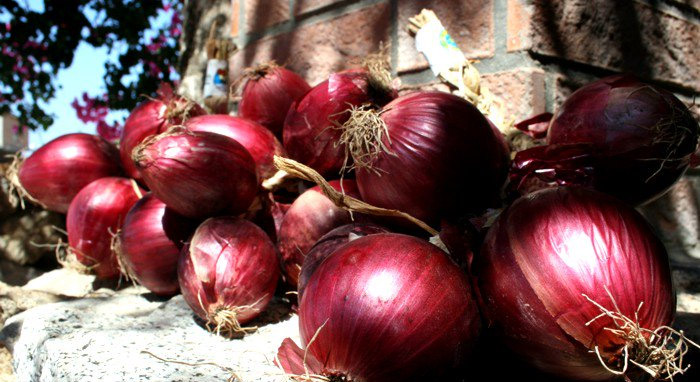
244;0;290;33
230;2;391;86
294;0;345;16
506;0;532;51
397;0;494;73
230;0;240;37
515;0;700;91
480;68;546;123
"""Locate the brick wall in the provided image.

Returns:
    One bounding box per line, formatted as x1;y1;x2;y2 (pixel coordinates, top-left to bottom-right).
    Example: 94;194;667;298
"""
223;0;700;260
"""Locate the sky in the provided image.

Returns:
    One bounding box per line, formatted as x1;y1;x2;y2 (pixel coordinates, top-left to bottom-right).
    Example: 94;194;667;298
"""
5;0;171;150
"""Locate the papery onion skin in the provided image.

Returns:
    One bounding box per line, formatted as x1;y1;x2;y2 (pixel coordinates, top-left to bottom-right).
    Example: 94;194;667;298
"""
67;177;143;279
474;187;675;380
18;133;122;213
185;114;286;180
277;179;362;288
119;95;206;180
297;223;388;298
512;75;698;205
299;233;481;382
118;194;197;295
178;217;279;326
283;69;395;177
238;64;311;138
356;91;510;225
133;130;258;218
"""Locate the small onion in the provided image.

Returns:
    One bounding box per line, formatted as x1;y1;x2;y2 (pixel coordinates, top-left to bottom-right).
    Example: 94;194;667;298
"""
10;133;122;213
278;233;480;381
238;62;311;137
511;75;699;205
119;90;205;180
178;217;279;335
132;129;258;218
474;187;676;381
277;179;362;288
117;194;197;295
283;69;395;177
297;223;388;298
185;114;286;180
352;91;510;225
66;177;143;279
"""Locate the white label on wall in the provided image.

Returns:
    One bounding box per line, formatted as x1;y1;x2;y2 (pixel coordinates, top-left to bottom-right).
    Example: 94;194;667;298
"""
414;18;466;75
203;59;228;98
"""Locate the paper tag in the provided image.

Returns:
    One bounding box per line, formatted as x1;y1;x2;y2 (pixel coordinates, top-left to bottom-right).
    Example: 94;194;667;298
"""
203;59;228;98
414;18;466;76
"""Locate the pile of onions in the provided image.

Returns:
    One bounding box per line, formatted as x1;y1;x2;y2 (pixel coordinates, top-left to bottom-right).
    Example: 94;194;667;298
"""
277;179;362;288
278;233;480;381
116;194;197;295
184;114;286;180
511;75;698;205
283;69;396;177
474;187;676;380
350;91;510;225
238;62;311;138
119;88;205;180
66;177;143;279
10;133;122;213
132;129;258;218
178;217;279;335
297;223;388;298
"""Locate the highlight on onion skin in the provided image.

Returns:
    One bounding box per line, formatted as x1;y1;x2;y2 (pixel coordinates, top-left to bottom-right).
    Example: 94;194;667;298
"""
185;114;286;180
117;194;198;296
132;129;258;219
12;133;122;213
119;93;205;180
178;217;279;336
297;222;388;298
66;177;144;279
474;187;676;381
511;75;699;205
238;63;311;138
279;233;480;382
283;69;395;177
354;91;510;226
276;179;362;288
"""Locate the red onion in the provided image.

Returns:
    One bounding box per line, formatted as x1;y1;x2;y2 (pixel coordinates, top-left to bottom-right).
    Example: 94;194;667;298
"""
350;91;510;225
277;179;362;288
119;88;205;180
475;187;677;381
184;114;286;180
297;223;388;298
238;62;311;138
116;194;197;295
178;217;279;335
132;129;258;218
511;75;698;205
9;133;122;213
66;177;143;279
278;233;480;381
283;69;396;177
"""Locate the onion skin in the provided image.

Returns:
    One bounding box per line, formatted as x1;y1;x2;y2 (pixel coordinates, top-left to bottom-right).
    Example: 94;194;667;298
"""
119;95;205;180
474;187;675;380
133;130;258;218
118;194;197;295
185;114;286;180
512;75;698;205
283;69;395;177
297;223;388;298
297;233;480;381
356;91;510;225
67;177;143;279
277;179;362;288
178;217;279;328
238;65;311;138
17;133;122;213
